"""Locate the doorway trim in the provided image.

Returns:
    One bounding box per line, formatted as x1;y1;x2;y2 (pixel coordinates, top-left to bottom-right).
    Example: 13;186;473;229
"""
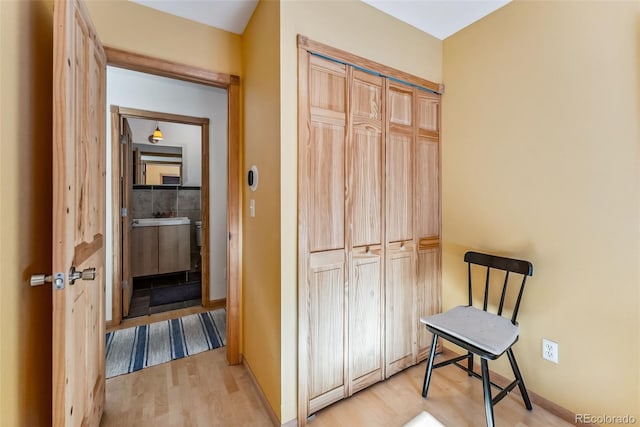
106;47;242;365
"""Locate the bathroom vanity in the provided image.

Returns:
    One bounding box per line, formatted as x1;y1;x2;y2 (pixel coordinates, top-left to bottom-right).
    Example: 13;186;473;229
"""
131;217;191;277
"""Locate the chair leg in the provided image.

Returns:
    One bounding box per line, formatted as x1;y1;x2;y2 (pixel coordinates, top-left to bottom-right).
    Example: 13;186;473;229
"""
507;349;533;410
422;334;438;398
480;359;495;427
467;351;474;376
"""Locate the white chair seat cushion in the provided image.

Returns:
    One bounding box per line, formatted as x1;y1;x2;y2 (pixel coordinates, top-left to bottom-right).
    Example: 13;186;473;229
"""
420;306;519;356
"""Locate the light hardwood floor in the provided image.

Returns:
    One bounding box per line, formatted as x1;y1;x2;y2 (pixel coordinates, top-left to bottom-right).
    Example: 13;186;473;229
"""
101;349;574;427
101;347;271;427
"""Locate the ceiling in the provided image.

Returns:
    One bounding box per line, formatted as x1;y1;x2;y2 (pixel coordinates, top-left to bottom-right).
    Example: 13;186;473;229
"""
129;0;510;40
361;0;511;40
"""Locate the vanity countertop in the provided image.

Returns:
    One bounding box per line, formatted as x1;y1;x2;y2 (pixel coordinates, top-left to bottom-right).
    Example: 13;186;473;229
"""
132;217;191;227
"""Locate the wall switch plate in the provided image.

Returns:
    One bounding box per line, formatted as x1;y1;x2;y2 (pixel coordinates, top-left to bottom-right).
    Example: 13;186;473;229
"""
542;338;559;364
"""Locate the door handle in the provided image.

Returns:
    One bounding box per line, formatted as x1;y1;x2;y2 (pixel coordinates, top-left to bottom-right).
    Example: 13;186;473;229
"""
30;272;65;290
69;266;96;285
30;267;95;289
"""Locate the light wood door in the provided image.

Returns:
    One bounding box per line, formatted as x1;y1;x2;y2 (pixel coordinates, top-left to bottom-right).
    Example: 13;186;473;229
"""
53;0;106;425
121;118;134;316
298;41;443;425
347;69;384;393
415;91;441;361
301;54;349;415
300;54;349;416
386;83;416;377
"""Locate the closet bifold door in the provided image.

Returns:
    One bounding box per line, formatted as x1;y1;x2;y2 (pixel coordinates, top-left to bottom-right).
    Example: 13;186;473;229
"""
347;69;384;394
302;54;348;415
385;82;417;377
415;91;442;361
298;41;443;424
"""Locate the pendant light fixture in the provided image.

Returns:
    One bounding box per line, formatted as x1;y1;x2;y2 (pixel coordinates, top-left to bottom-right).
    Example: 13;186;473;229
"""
150;121;164;143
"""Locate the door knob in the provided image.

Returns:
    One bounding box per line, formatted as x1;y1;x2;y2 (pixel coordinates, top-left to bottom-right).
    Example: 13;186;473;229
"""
30;272;65;290
30;274;52;286
69;266;96;285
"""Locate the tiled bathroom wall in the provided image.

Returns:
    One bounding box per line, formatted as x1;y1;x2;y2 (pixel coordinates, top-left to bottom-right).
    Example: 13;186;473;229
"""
131;186;202;272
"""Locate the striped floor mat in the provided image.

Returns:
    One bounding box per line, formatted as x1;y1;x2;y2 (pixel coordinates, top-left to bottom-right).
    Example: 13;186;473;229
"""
105;309;226;378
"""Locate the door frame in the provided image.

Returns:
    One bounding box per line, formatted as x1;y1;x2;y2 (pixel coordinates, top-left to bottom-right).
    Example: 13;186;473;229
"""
106;47;242;365
112;107;210;316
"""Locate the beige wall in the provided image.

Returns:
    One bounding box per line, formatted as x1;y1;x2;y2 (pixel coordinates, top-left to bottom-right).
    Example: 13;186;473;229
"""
86;0;242;76
0;1;54;425
442;0;639;419
241;0;282;420
280;0;443;422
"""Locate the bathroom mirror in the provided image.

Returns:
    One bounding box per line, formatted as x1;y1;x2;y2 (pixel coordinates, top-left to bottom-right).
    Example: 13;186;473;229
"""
133;143;183;186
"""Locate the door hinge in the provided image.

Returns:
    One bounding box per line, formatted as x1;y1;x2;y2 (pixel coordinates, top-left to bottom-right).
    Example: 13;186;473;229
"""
122;279;128;289
229;232;232;241
121;207;127;218
120;134;126;145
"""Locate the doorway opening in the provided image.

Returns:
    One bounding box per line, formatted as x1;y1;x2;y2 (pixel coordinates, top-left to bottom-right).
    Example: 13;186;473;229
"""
106;48;241;365
114;108;211;319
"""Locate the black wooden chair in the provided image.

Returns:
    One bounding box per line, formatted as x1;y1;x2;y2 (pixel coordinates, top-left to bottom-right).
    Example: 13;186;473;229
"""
420;251;534;426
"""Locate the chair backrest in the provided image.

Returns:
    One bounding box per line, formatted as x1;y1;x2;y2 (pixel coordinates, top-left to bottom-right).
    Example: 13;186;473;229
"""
464;251;533;325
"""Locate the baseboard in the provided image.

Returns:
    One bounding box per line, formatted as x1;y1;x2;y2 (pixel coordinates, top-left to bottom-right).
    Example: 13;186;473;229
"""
281;418;298;427
440;348;596;427
204;297;226;310
243;357;296;427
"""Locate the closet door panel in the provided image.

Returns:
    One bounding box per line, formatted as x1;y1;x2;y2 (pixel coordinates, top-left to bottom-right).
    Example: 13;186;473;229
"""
385;241;416;377
387;132;412;242
310;56;346;112
387;85;413;242
308;56;346;252
309;122;345;252
416;93;440;137
416;244;441;361
307;250;347;413
415;137;440;238
350;71;383;247
350;128;381;246
349;245;383;393
415;91;440;239
389;88;412;127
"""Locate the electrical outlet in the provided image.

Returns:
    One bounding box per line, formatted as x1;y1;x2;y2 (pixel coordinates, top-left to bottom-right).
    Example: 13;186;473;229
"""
542;338;559;364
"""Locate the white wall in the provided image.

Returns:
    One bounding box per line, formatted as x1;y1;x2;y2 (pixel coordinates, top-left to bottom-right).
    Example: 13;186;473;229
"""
106;66;228;322
128;119;202;186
